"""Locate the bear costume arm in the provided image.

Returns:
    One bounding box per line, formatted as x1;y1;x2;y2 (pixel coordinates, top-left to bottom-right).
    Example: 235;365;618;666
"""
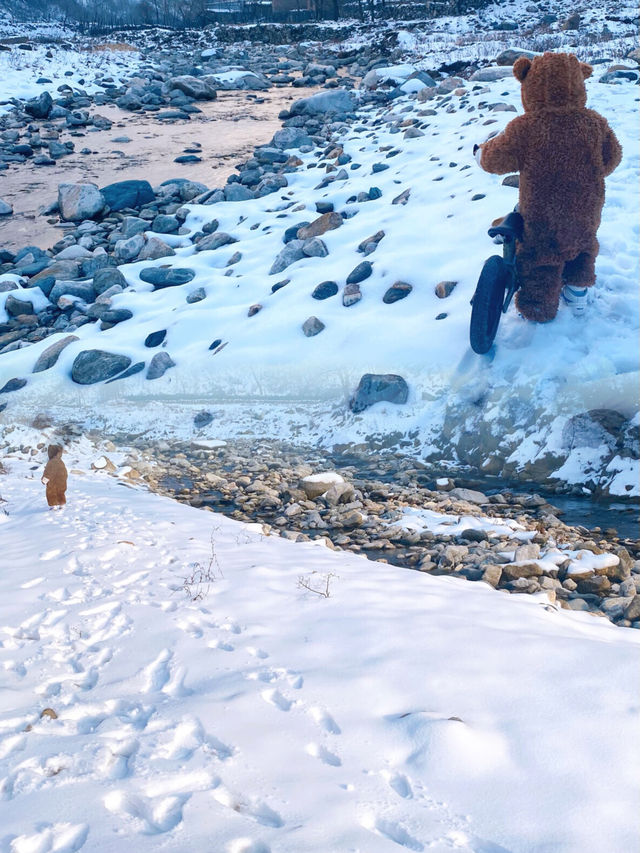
478;116;526;175
600;118;622;177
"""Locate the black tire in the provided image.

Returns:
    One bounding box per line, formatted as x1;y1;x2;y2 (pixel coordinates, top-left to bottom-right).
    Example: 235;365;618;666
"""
470;255;510;354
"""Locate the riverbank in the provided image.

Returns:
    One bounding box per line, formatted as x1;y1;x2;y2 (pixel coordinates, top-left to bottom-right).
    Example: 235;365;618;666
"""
0;86;319;251
4;426;637;628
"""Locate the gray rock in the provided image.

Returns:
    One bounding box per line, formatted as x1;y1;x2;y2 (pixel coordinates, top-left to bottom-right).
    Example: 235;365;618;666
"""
272;126;313;149
350;373;409;413
470;67;515;81
342;283;361;307
383;282;412;304
25;91;53;118
270;240;305;275
169;76;218;100
312;281;338;300
120;216;147;238
152;214;180;234
449;487;488;505
114;234;146;263
302;237;328;258
0;378;27;393
346;261;372;285
50;280;96;305
289;89;355;117
495;48;538;66
137;237;175;261
4;292;34;316
71;349;132;384
194;410;213;428
139;268;196;288
58;183;105;221
562;409;626;451
147;351;175;379
195;232;237;252
186;287;206;303
93;267;128;295
302;316;325;337
32;335;79;373
600;69;639;84
101;180;154;212
224;184;255;202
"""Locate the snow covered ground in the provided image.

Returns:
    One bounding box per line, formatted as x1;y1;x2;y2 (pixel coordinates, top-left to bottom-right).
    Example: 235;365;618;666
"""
2;64;638;493
1;441;639;853
0;41;140;114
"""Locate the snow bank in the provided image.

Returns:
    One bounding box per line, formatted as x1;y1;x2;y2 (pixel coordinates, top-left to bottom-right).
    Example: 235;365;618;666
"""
0;447;638;852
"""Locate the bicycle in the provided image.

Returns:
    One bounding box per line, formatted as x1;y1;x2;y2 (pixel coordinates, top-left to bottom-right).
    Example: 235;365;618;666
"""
469;210;524;354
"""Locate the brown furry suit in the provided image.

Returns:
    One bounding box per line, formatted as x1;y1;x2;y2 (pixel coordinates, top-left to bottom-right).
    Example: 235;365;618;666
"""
479;52;622;322
42;445;67;507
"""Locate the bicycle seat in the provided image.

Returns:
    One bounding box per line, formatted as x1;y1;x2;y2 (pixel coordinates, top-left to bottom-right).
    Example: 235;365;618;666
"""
488;211;524;243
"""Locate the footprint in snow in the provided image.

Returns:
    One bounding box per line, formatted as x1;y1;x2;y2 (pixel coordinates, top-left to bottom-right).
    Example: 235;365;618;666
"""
246;647;269;659
213;786;284;828
308;706;341;735
260;689;292;712
360;814;424;852
5;822;89;853
104;789;189;835
382;770;414;799
226;840;271;853
305;742;342;767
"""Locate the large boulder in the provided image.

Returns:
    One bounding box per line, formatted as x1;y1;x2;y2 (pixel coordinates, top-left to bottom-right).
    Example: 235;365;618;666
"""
207;70;269;91
289;89;355;117
168;75;217;100
561;409;627;452
32;335;78;373
100;180;154;212
71;350;132;384
25;91;53;119
58;183;105;222
350;373;409;413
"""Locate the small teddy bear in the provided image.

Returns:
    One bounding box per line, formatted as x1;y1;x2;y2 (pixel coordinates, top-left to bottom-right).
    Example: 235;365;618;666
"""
476;52;622;322
41;444;68;509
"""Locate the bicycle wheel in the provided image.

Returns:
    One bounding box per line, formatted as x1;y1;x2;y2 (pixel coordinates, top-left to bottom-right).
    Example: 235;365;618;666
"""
470;255;510;354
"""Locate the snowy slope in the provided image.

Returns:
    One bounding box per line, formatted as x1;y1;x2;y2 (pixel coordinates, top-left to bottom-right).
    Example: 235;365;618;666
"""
2;69;638;493
0;42;140;113
0;442;639;853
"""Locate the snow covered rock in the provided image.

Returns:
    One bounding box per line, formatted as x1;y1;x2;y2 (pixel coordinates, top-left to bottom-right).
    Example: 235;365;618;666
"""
58;183;105;222
301;472;344;499
0;199;12;216
71;350;132;385
289;90;355;117
350;374;409;413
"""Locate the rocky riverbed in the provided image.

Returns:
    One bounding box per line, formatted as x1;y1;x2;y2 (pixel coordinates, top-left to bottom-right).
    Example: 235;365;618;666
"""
48;428;638;630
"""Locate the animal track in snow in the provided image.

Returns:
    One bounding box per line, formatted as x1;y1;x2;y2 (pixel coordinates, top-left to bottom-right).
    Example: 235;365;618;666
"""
260;689;292;712
305;742;342;767
246;647;268;659
101;736;140;780
213;786;284;828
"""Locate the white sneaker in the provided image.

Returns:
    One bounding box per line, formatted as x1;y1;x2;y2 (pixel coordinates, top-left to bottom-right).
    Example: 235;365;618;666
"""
562;284;589;314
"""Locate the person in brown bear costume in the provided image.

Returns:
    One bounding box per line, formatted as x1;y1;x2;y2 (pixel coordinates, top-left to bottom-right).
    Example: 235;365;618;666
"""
41;444;67;509
476;52;622;323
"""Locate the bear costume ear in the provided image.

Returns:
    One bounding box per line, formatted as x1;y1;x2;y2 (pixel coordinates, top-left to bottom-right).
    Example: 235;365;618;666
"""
513;57;532;82
580;62;593;79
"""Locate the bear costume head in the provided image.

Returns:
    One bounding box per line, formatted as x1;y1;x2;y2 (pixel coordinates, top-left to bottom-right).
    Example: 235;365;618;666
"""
513;52;593;112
